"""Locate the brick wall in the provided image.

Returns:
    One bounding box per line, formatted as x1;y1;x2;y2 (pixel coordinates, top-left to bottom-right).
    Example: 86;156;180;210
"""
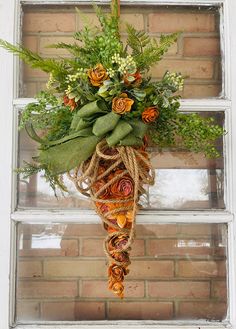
21;5;222;98
16;223;227;321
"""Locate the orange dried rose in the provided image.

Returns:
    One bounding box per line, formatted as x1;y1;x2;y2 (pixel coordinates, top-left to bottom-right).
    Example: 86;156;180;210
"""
110;173;134;199
112;93;134;114
63;95;77;111
111;282;125;298
142;106;159;124
108;233;129;252
108;264;128;283
124;71;142;87
113;251;130;264
88;63;108;87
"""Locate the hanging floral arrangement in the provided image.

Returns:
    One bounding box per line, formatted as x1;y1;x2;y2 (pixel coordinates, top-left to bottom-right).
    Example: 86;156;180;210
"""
0;0;224;298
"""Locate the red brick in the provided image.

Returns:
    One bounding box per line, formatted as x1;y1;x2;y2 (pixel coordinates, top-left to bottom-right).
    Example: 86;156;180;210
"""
152;59;214;79
178;224;213;236
18;281;78;298
184;84;221;98
130;239;145;256
17;301;40;321
81;280;144;298
23;13;76;32
108;302;173;320
178;301;227;320
136;224;177;237
75;302;105;320
212;280;227;300
18;261;42;278
129;260;174;278
81;238;103;256
44;260;106;277
184;38;220;56
149;13;215;33
39;36;75;56
120;14;144;31
41;301;106;321
148;281;210;298
41;302;75;321
61;239;79;256
63;224;105;236
22;36;38;52
146;239;213;257
178;261;226;278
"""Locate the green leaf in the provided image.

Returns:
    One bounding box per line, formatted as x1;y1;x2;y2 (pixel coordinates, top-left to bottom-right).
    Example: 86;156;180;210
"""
106;120;133;146
37;135;101;175
93;112;120;137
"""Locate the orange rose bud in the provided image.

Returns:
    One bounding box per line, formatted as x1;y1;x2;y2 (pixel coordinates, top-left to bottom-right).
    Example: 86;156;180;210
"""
112;93;134;114
63;95;77;111
88;63;108;87
142;106;159;124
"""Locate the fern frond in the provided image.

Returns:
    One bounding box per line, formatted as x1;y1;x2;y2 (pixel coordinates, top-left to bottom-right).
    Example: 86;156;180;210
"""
17;161;68;194
0;39;67;75
46;42;89;58
125;31;179;71
126;24;150;56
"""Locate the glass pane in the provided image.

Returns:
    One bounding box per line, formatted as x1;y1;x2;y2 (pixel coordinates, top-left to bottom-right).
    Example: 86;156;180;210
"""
16;223;227;322
17;112;225;210
20;4;222;99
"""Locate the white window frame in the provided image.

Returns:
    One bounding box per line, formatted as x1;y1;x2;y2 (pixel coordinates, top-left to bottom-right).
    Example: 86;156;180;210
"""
0;0;236;328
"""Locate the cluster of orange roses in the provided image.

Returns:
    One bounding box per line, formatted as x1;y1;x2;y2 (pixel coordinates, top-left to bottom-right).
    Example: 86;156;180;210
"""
86;63;160;124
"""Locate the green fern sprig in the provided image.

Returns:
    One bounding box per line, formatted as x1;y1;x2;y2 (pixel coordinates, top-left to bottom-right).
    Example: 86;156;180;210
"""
126;26;179;70
0;39;67;75
17;161;67;195
126;24;150;56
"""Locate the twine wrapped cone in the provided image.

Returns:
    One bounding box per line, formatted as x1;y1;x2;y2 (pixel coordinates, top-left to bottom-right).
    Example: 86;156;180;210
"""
67;140;155;298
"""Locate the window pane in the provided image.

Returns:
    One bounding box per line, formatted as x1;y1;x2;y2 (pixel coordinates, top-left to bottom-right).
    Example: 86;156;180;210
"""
17;112;225;210
16;223;227;322
20;4;222;99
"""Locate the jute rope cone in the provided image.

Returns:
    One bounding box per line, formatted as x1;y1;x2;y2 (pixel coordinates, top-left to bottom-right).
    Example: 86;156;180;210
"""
67;140;155;297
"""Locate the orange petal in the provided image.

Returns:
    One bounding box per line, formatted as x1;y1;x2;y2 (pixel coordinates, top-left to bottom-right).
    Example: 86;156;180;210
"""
116;214;127;228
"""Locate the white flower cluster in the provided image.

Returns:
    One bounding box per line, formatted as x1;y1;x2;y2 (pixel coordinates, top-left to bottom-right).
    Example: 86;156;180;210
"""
46;73;56;89
165;71;184;91
66;68;87;83
106;67;116;78
111;53;136;75
65;85;73;95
